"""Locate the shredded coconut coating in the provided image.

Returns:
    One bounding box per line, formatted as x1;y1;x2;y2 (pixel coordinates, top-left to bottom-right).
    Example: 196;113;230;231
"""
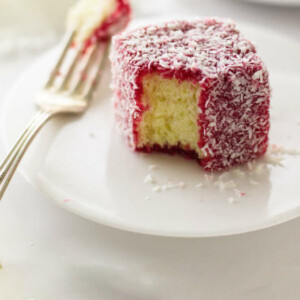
110;18;271;171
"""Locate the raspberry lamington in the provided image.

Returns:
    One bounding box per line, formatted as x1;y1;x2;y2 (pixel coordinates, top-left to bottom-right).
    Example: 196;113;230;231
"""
111;18;271;171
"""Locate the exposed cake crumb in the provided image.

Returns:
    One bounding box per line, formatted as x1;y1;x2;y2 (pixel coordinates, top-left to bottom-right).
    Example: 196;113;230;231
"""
144;174;155;184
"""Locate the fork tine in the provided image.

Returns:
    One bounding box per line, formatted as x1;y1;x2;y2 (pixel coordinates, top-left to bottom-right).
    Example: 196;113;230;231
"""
83;42;109;100
45;29;76;88
0;111;47;171
57;41;85;92
71;42;100;95
0;111;50;182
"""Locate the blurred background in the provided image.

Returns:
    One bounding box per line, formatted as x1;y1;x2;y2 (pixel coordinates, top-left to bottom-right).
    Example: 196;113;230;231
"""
0;0;300;57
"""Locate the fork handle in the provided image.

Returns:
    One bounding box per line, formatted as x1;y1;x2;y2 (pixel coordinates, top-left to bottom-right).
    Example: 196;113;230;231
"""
0;111;53;200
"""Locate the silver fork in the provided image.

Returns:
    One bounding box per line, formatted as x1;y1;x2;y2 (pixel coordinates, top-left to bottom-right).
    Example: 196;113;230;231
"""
0;30;109;200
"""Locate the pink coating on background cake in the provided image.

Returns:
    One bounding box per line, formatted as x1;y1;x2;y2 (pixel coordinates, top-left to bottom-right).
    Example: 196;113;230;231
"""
84;0;131;49
110;18;271;171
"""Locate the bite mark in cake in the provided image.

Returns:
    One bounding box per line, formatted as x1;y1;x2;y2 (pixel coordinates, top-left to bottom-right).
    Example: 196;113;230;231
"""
111;18;271;171
139;74;202;157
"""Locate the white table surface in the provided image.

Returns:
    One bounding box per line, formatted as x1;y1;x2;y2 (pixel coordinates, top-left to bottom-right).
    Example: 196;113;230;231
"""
0;1;299;299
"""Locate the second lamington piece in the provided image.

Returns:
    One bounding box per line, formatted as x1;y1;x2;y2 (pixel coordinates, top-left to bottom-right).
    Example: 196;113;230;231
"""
111;18;271;171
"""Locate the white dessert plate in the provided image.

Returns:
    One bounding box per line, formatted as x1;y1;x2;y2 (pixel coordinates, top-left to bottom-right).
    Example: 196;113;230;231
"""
1;18;300;237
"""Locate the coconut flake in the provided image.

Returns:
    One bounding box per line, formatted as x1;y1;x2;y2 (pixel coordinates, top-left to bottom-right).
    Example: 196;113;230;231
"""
195;182;204;188
228;197;235;204
144;174;155;184
152;186;161;192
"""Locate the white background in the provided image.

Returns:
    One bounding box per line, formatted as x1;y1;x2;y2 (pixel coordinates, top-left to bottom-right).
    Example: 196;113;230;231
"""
0;0;300;299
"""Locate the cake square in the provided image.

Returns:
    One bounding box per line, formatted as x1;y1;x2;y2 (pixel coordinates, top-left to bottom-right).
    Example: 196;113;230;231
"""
110;18;270;171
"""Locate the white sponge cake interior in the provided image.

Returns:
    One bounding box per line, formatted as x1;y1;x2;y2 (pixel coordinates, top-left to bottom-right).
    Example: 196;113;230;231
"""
137;73;203;157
